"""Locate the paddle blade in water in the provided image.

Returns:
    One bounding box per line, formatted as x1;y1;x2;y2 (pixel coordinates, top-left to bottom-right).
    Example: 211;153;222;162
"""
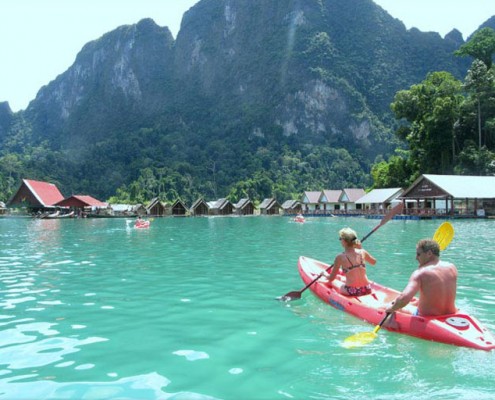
433;222;454;251
277;291;301;302
342;332;378;349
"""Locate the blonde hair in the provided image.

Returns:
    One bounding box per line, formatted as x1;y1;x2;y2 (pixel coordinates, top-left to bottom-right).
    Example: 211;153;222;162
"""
339;227;359;246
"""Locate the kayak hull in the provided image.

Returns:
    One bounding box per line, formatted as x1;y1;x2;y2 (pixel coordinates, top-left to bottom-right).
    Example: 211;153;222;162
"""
298;256;495;351
135;221;150;229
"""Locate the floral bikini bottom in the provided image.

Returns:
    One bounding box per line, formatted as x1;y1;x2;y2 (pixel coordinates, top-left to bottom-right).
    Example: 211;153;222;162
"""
344;284;372;296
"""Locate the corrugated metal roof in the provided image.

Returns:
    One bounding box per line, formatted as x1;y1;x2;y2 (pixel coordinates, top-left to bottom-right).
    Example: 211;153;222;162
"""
209;198;231;210
259;198;275;209
282;200;300;209
171;199;188;209
341;188;366;202
322;190;342;203
234;198;251;209
56;195;107;208
355;188;403;204
24;179;64;206
191;198;208;209
303;191;322;203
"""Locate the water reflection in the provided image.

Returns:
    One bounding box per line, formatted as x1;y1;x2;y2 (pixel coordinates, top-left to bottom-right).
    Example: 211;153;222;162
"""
0;371;220;399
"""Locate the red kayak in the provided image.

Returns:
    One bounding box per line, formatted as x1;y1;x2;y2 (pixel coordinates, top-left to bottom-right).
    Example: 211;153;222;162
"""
135;220;150;229
294;215;305;223
298;256;495;351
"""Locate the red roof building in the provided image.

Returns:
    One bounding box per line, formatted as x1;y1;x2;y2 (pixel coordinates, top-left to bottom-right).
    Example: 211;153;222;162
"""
7;179;65;209
55;195;107;209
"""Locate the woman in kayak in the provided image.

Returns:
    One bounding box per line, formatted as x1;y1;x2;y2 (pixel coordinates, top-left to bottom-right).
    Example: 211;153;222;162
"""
322;227;376;296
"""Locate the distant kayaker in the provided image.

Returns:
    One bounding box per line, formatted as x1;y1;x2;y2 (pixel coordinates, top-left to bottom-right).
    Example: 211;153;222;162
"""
385;239;458;316
322;227;377;296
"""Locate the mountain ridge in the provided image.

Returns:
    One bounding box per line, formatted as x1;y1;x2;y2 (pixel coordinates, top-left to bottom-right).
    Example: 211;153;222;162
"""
1;0;494;203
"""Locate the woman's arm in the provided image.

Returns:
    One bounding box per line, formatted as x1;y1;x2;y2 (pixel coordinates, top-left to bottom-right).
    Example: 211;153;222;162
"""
323;255;341;282
362;249;377;266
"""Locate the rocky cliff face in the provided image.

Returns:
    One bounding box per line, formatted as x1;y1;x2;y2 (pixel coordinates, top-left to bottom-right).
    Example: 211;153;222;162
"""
0;102;13;141
26;18;175;145
171;0;468;151
24;0;470;147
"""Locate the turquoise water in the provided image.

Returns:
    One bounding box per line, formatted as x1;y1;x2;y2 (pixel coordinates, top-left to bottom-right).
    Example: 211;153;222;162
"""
0;216;494;399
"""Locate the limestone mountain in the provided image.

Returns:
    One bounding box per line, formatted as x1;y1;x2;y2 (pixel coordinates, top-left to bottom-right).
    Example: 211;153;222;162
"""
2;0;490;202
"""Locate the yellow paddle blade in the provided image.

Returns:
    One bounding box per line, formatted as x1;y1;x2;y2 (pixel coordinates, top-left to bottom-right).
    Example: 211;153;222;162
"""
342;331;378;349
433;222;454;251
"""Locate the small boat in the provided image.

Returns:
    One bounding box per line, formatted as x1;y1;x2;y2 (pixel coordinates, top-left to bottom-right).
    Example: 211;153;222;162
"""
54;211;75;219
40;210;75;219
294;214;305;223
134;219;151;229
298;256;495;351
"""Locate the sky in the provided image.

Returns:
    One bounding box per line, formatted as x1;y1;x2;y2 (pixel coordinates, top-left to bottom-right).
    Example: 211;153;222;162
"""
1;0;494;112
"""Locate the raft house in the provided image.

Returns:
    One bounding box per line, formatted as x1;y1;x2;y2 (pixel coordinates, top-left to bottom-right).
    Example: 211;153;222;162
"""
7;179;65;215
397;174;495;219
190;198;209;216
259;198;281;215
55;195;107;217
300;188;366;216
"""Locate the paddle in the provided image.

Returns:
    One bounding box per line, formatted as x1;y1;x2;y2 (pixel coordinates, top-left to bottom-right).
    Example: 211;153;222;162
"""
433;221;454;251
342;221;455;348
278;202;404;302
342;312;391;349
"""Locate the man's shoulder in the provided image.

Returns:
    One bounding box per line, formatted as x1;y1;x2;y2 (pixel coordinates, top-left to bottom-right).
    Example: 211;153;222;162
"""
420;261;457;278
439;260;457;270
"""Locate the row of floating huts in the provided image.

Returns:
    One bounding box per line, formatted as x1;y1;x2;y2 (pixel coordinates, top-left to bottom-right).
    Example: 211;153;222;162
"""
3;174;495;219
2;179;292;217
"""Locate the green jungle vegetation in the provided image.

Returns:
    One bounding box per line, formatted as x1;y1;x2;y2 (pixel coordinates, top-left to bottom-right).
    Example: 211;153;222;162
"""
372;28;495;188
1;25;495;207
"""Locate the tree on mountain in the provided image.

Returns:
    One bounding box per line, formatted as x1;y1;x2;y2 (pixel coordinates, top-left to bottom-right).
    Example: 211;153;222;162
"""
370;151;415;189
390;71;463;176
460;59;495;150
455;27;495;69
453;29;495;175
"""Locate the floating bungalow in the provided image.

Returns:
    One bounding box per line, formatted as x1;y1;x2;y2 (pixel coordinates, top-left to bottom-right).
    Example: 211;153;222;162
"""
190;198;209;216
7;179;64;213
300;188;365;215
147;197;167;217
208;198;234;216
171;199;188;216
259;198;281;215
234;198;255;215
301;191;324;213
399;174;495;218
321;190;342;213
355;188;403;212
339;188;366;213
281;200;302;215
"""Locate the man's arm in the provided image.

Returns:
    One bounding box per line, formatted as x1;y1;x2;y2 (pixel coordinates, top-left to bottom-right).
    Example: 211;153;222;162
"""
386;271;421;312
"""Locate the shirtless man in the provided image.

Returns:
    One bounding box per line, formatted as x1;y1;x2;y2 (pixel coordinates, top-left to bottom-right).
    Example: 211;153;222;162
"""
386;239;457;316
